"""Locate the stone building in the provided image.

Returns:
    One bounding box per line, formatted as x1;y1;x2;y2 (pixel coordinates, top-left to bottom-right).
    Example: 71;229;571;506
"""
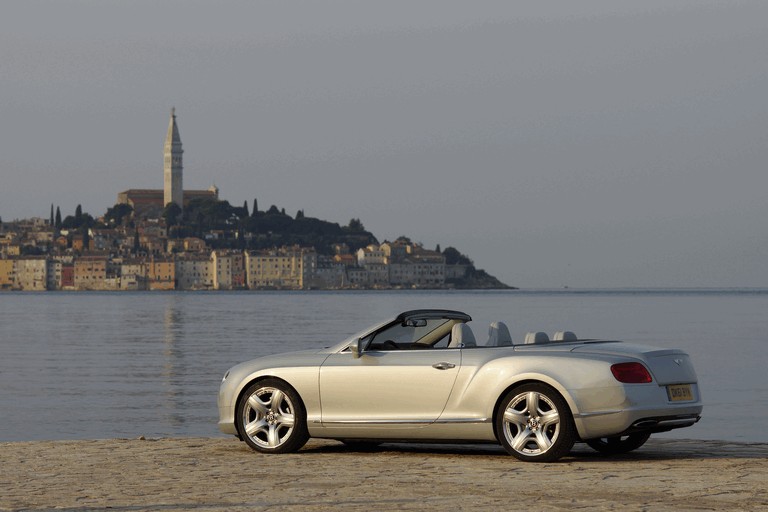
245;247;317;289
117;109;218;218
74;256;108;291
176;253;214;290
14;257;48;291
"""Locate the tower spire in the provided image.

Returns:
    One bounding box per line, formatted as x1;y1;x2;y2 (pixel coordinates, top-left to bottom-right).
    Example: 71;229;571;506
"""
164;108;183;210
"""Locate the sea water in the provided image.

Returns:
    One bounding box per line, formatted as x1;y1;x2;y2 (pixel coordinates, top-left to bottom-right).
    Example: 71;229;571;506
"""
1;289;766;442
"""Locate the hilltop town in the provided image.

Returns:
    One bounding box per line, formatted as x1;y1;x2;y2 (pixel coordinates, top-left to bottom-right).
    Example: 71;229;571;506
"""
0;110;510;292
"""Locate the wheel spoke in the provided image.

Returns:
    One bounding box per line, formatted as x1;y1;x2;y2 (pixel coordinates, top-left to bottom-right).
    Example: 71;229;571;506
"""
504;409;527;427
267;425;280;447
539;409;560;427
534;430;553;451
278;413;295;428
526;392;540;415
248;395;269;415
271;389;285;411
244;418;268;437
511;428;534;452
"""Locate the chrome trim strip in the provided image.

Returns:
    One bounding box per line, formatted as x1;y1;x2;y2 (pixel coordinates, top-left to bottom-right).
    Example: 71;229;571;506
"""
438;418;492;424
574;410;624;419
317;418;491;425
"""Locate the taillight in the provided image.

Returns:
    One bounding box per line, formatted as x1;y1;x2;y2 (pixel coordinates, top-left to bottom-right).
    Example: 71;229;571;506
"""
611;362;653;383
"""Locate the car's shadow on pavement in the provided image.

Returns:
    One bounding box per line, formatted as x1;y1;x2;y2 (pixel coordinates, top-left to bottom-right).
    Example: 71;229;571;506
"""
295;437;768;461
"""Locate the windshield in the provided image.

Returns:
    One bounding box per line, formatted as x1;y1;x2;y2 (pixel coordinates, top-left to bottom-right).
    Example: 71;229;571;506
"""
364;318;460;350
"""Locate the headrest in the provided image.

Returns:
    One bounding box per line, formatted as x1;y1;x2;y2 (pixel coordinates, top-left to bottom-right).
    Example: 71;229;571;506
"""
488;321;513;346
524;331;550;344
553;331;577;341
449;323;476;348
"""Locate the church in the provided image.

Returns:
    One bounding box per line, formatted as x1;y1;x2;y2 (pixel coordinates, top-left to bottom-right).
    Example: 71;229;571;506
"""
118;108;218;218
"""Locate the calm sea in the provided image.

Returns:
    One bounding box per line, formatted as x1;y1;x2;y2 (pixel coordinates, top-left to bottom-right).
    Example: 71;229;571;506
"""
1;290;766;443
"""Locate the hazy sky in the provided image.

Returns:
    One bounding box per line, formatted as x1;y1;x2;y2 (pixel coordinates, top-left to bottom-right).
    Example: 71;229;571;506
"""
1;1;766;288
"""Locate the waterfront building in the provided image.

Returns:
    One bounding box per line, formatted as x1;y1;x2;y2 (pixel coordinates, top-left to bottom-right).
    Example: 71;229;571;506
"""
245;246;317;289
175;253;214;290
118;260;147;290
0;259;14;290
377;241;447;288
312;255;347;288
47;259;62;290
148;257;175;290
389;260;445;288
61;264;75;289
212;250;245;290
345;266;370;287
74;256;108;290
14;257;48;291
356;244;388;266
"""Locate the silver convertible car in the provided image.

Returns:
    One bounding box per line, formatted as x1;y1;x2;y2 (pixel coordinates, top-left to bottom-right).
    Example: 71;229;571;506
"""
218;309;702;462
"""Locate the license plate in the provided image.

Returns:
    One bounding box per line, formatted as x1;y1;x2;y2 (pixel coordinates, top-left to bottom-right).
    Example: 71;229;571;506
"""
667;384;694;402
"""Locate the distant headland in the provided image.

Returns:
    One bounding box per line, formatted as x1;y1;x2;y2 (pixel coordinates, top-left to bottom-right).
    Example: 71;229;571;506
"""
0;109;511;292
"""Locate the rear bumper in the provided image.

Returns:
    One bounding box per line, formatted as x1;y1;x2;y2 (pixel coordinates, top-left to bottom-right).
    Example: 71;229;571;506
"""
575;404;703;439
571;381;703;440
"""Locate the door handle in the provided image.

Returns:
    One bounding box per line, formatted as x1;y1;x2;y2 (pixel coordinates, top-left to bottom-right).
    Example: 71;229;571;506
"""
432;362;456;370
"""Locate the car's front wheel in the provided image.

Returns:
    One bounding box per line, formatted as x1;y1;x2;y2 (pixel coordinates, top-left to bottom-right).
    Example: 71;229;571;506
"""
585;432;651;454
237;378;309;454
496;383;576;462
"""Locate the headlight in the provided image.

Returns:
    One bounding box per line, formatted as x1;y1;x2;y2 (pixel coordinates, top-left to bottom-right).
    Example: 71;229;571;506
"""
222;370;230;383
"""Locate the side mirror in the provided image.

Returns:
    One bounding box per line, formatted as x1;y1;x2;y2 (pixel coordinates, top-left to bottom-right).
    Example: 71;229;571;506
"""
349;339;362;359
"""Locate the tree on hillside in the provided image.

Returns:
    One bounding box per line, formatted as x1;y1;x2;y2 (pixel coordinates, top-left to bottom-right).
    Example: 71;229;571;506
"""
242;200;249;218
55;206;62;229
163;203;182;227
252;198;258;217
61;208;95;230
50;204;54;226
346;218;365;232
104;203;133;226
442;247;473;266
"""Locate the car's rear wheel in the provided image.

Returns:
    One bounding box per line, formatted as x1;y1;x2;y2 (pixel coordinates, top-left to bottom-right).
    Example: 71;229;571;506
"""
585;432;651;454
237;379;309;454
496;383;575;462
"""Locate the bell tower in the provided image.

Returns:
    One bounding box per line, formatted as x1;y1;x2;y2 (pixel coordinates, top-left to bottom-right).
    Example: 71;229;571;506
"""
163;107;184;210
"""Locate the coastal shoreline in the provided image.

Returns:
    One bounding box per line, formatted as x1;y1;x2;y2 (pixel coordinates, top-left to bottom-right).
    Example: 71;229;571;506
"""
1;437;766;511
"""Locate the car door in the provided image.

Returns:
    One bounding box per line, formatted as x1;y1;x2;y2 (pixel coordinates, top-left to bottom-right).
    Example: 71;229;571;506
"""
318;348;461;426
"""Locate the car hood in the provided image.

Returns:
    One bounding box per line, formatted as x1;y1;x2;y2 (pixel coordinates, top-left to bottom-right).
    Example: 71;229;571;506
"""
226;348;329;376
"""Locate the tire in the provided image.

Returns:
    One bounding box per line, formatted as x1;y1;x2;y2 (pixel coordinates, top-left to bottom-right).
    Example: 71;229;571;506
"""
496;383;576;462
585;432;651;455
237;378;309;454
